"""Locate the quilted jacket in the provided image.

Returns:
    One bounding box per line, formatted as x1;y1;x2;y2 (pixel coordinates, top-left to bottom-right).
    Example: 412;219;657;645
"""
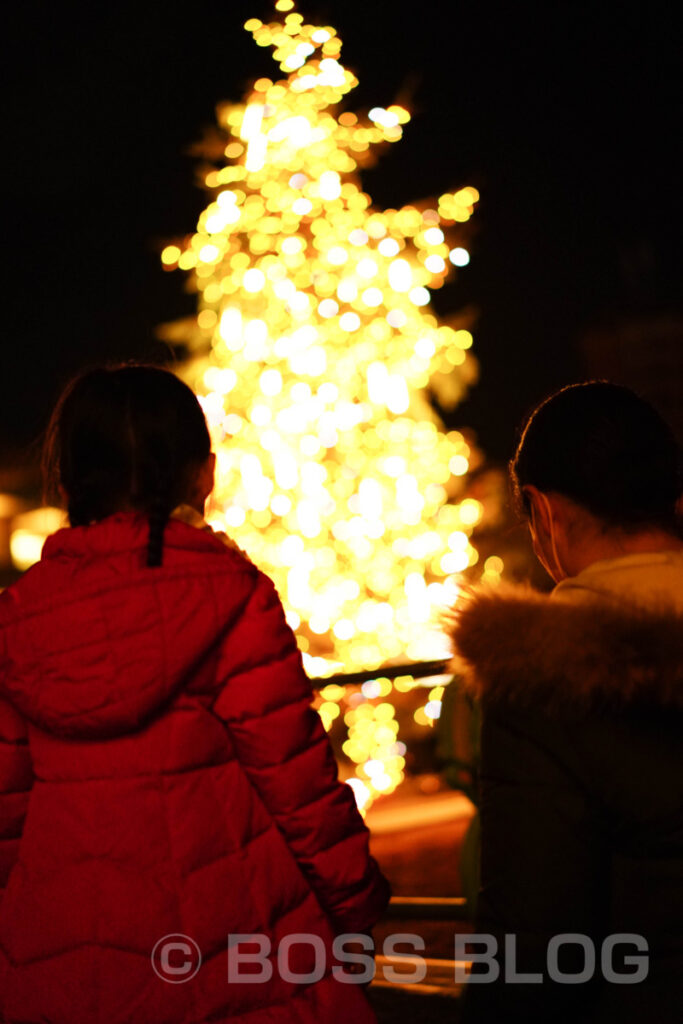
449;550;683;1024
0;511;390;1024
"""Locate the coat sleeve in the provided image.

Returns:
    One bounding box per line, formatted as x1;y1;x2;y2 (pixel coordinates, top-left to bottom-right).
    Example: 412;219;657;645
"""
461;704;609;1023
211;570;390;933
0;697;33;905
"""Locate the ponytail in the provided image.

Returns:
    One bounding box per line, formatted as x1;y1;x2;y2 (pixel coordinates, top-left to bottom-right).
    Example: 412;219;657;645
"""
145;470;174;569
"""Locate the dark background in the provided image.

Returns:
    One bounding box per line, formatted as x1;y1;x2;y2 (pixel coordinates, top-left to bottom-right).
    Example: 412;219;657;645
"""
3;0;680;476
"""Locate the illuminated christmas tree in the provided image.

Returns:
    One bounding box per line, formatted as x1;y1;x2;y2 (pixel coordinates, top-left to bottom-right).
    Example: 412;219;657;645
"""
161;0;502;807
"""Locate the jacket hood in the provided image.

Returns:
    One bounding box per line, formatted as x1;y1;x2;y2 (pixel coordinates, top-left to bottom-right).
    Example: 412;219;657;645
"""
0;513;257;739
448;581;683;712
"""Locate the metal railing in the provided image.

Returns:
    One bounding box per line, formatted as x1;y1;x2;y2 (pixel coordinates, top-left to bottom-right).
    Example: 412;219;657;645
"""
309;658;451;689
311;662;470;1000
372;897;471;1000
371;956;466;1000
312;657;471;935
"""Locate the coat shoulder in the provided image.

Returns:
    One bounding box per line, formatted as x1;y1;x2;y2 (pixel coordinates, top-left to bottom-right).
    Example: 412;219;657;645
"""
447;583;683;711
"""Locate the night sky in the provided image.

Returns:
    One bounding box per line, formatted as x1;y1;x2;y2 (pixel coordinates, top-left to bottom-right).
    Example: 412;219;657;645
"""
3;0;680;474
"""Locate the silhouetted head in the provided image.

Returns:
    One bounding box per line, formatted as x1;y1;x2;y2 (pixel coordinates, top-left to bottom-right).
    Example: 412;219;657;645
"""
510;381;682;580
43;364;212;566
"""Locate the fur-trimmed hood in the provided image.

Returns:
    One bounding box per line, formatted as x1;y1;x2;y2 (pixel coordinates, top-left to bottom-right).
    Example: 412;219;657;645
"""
448;583;683;712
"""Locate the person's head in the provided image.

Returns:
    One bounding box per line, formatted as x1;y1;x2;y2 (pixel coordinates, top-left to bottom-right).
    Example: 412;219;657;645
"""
43;364;214;566
510;381;682;582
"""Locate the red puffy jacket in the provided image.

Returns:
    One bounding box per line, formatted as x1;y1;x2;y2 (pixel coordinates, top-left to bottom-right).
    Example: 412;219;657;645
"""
0;512;390;1023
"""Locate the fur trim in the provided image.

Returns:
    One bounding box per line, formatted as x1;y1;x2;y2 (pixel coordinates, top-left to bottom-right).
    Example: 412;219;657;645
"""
447;584;683;711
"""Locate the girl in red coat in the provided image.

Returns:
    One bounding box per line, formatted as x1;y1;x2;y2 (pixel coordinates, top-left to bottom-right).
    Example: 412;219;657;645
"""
0;365;390;1024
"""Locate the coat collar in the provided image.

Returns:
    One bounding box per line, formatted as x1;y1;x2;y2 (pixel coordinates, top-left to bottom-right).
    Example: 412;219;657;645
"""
41;508;232;561
448;583;683;711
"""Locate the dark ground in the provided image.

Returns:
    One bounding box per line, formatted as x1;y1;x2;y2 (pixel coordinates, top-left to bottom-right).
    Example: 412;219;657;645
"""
368;985;459;1024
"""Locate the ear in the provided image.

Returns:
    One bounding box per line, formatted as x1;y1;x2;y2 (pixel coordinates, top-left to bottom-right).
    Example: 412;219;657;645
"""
184;453;216;514
198;452;215;503
523;484;552;538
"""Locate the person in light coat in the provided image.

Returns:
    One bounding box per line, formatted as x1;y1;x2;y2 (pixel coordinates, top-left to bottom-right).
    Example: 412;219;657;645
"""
450;381;683;1023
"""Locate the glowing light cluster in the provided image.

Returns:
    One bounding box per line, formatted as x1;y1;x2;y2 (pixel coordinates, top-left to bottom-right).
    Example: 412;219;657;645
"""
343;699;404;796
163;1;493;806
9;508;65;572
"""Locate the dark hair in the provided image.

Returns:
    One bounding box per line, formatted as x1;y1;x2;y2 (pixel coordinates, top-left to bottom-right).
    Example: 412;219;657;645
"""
43;364;211;566
510;381;682;535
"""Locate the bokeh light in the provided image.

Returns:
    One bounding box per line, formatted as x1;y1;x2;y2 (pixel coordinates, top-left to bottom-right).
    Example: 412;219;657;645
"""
161;1;496;808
